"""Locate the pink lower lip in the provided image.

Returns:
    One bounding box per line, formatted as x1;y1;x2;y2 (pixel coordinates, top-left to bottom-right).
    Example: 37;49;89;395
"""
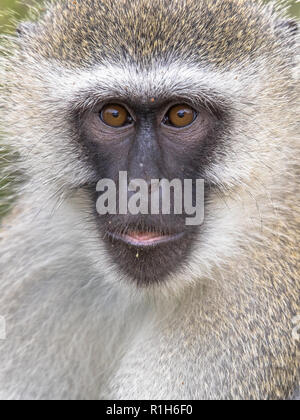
107;231;185;247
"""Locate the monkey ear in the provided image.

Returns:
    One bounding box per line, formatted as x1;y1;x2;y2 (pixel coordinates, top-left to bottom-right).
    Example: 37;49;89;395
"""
16;22;36;37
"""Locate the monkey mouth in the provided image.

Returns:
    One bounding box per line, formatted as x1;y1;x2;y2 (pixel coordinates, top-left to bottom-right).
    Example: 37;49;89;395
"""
106;230;185;248
99;218;195;285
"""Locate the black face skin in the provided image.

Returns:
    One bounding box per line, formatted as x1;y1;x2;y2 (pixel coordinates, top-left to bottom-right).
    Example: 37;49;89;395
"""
79;97;223;286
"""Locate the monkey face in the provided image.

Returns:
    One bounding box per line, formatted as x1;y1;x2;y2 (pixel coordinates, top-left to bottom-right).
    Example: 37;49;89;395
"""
77;98;223;285
6;0;297;290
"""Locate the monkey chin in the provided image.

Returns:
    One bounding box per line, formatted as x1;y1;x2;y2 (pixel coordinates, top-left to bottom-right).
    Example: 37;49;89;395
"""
98;217;197;286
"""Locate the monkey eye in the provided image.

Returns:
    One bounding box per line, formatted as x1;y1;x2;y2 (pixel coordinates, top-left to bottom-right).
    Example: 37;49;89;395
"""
100;104;133;128
163;104;197;128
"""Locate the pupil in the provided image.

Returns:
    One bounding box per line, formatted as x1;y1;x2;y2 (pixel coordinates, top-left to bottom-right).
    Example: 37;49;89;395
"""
112;111;119;118
177;111;185;118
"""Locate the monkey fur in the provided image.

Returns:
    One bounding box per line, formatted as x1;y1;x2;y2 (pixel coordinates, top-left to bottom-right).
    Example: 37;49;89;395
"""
0;0;299;400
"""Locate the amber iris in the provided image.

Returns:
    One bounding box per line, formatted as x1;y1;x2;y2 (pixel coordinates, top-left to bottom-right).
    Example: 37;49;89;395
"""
167;105;196;128
101;104;130;127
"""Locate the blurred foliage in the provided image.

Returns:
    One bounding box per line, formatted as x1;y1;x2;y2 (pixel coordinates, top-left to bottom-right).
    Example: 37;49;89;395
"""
291;2;300;17
0;1;28;30
0;0;40;32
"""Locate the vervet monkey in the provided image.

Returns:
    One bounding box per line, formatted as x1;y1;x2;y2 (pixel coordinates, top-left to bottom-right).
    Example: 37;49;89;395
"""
0;0;299;400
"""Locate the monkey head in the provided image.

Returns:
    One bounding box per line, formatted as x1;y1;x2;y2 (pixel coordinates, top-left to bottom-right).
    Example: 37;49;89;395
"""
3;0;298;289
